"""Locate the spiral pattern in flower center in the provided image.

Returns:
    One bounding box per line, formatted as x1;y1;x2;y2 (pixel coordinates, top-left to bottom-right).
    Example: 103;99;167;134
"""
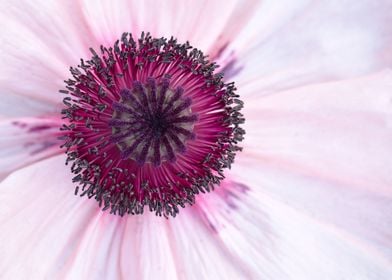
110;79;197;166
60;32;244;217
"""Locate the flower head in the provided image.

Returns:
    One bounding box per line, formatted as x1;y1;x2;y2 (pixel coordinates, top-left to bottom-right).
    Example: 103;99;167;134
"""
61;32;244;217
1;0;392;279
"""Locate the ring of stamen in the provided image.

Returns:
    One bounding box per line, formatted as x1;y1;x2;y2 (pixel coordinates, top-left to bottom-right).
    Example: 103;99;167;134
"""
60;32;245;217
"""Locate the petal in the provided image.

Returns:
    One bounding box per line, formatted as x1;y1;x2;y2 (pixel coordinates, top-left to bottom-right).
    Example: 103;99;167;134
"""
244;69;392;195
197;180;392;279
0;91;57;118
232;70;392;262
0;154;101;279
2;150;390;278
0;154;178;279
0;0;99;112
61;197;253;279
1;155;246;279
0;0;260;115
232;0;392;92
166;206;251;279
61;212;179;280
194;180;276;279
79;0;258;55
0;116;62;181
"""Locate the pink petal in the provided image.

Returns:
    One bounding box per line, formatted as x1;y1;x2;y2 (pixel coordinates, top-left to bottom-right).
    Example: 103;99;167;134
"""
0;155;101;279
79;0;259;59
2;154;391;278
60;196;259;279
233;0;392;93
190;178;392;278
0;156;247;279
0;116;62;181
0;91;56;118
165;206;251;279
194;180;274;279
231;70;392;263
0;0;99;111
0;0;260;114
61;211;178;279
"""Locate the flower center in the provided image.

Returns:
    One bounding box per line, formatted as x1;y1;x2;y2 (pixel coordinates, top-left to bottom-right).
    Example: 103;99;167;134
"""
60;32;244;217
110;79;196;166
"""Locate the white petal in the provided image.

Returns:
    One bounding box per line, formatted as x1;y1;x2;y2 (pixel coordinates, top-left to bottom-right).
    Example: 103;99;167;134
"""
79;0;259;58
232;0;392;92
190;177;392;279
194;180;279;279
244;70;392;194
165;206;251;280
0;0;260;115
0;155;179;279
0;0;99;110
0;116;62;181
0;156;247;279
63;195;252;279
0;91;57;118
2;151;390;278
231;70;392;264
62;212;180;280
0;155;101;279
257;189;392;279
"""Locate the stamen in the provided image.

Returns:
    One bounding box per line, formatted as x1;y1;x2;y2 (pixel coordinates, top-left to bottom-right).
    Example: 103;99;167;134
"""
60;32;245;218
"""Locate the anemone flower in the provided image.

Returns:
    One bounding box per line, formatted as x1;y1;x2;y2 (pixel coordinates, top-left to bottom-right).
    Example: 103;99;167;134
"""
1;0;392;279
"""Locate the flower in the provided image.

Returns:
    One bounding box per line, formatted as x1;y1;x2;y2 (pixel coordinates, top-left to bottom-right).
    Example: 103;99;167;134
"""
1;0;392;279
60;33;245;217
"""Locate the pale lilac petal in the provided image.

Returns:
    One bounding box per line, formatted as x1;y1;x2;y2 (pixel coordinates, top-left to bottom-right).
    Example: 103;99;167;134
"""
0;91;57;118
229;70;392;264
233;0;392;92
0;0;98;110
79;0;259;58
258;188;392;279
0;155;177;279
165;207;250;279
244;70;392;194
197;179;392;279
0;155;152;279
0;156;246;279
63;197;251;279
194;181;276;279
2;154;391;278
62;212;178;280
0;0;261;115
0;155;101;279
0;116;62;181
